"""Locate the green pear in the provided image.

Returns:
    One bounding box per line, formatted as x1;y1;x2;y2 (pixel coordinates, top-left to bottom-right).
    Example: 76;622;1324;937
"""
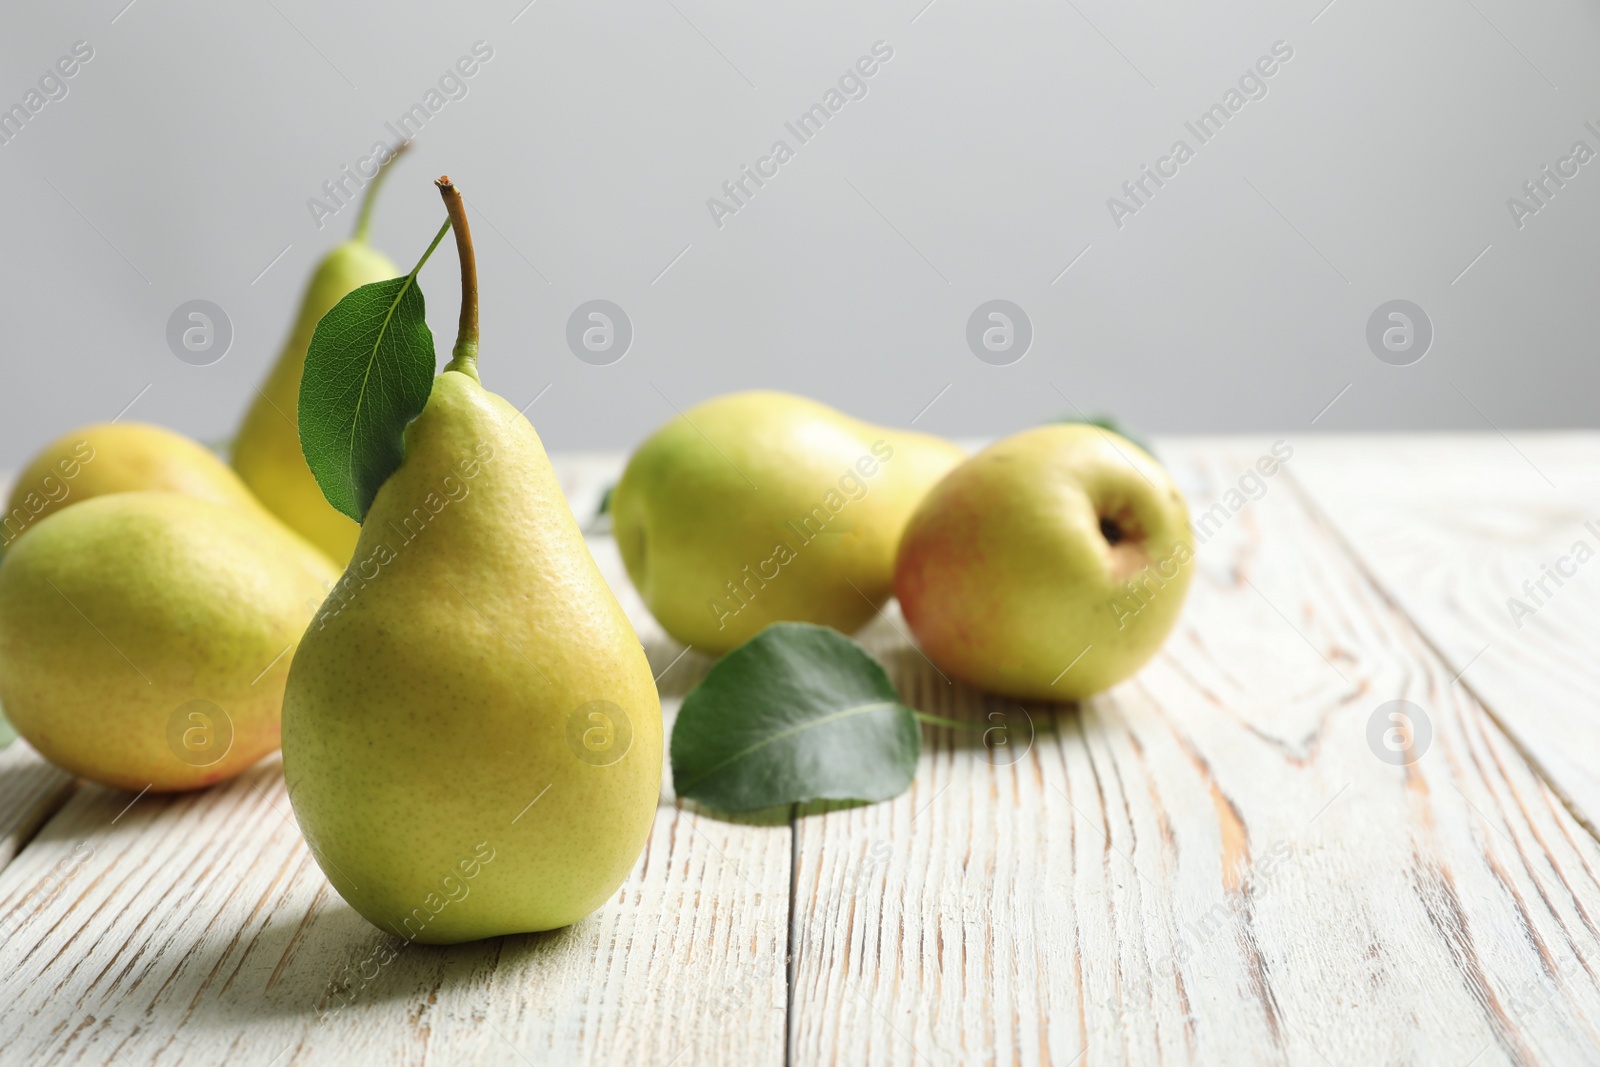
0;492;339;791
282;179;661;943
2;421;295;554
894;424;1194;701
232;153;407;563
611;391;965;655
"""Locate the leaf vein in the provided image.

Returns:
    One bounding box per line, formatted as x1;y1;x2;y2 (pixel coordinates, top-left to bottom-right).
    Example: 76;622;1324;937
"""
345;278;420;504
677;700;901;794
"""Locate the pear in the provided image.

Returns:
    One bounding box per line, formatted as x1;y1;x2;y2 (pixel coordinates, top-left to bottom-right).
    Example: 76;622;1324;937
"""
282;179;661;943
894;424;1194;702
2;422;288;554
610;391;965;654
232;151;407;563
0;492;339;791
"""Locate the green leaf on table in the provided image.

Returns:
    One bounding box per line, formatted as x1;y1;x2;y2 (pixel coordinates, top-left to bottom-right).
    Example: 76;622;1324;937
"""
670;622;921;813
299;276;436;521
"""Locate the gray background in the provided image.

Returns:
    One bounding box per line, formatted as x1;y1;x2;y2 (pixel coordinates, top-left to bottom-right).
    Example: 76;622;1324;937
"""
1;0;1597;467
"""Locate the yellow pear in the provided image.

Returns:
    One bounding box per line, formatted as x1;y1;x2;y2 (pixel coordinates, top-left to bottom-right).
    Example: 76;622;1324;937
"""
0;492;338;791
282;179;661;942
232;154;406;562
894;424;1195;701
2;422;283;554
610;391;965;654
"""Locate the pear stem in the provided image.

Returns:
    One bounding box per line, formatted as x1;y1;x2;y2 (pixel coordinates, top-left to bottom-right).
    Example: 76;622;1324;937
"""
352;140;411;242
435;176;480;381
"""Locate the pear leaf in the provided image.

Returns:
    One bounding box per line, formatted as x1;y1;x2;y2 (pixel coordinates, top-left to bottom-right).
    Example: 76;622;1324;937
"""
299;276;436;521
671;623;921;812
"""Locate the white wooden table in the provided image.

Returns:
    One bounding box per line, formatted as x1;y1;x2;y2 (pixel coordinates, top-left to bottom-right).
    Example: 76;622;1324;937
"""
1;434;1598;1066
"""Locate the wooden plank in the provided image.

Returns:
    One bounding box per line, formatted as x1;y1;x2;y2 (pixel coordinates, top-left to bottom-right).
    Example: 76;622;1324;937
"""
0;739;75;870
1289;434;1600;836
0;467;791;1067
789;439;1600;1065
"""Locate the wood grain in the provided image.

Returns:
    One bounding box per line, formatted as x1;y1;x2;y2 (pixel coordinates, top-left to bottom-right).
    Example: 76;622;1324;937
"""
0;739;75;870
788;441;1600;1065
1289;434;1600;836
